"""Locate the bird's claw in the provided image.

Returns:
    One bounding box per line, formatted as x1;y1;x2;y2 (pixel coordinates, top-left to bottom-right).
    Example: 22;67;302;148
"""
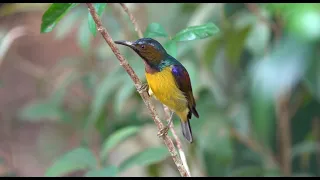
157;126;170;137
138;83;149;94
157;111;174;138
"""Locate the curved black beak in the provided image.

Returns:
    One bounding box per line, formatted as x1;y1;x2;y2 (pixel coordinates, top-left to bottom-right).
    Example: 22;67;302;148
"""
114;40;137;50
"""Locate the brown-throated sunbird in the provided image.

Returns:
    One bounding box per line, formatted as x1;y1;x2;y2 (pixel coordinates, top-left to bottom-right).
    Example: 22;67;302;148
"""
115;38;199;143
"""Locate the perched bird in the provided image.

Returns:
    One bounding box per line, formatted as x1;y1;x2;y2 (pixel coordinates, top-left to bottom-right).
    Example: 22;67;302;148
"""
115;38;199;143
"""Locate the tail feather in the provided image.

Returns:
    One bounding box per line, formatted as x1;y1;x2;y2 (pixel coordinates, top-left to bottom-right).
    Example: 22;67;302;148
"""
181;119;193;143
178;108;198;143
191;106;199;118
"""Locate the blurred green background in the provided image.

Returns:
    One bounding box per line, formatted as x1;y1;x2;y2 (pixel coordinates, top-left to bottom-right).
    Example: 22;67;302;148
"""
0;3;320;177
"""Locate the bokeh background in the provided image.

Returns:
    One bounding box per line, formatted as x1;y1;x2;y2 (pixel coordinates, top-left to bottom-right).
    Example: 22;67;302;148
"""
0;3;320;177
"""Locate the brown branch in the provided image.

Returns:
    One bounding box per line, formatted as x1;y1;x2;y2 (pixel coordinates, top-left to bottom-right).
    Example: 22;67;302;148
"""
86;3;189;177
163;105;191;176
119;3;143;38
109;3;132;40
118;3;192;176
276;92;292;176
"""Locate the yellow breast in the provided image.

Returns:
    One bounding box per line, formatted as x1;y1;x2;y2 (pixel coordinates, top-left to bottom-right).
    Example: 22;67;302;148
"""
145;67;188;113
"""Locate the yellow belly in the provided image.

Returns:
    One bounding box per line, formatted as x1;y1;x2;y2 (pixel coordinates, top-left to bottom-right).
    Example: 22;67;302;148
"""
145;67;188;113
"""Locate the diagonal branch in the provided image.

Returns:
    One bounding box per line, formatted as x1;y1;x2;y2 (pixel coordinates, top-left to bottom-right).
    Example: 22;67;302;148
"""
163;106;191;176
86;3;189;177
118;3;192;177
119;3;143;38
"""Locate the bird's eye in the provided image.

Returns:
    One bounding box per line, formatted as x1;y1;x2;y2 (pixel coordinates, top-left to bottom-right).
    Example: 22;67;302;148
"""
141;45;145;49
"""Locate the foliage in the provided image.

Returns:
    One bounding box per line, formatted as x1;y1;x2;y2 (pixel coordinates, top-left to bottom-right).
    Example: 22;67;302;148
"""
10;2;320;177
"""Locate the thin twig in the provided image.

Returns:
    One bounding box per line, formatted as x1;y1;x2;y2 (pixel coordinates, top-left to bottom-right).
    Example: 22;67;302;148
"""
245;3;281;40
230;127;279;168
276;92;292;176
163;105;191;176
109;3;132;40
86;3;189;177
119;3;143;38
118;3;192;176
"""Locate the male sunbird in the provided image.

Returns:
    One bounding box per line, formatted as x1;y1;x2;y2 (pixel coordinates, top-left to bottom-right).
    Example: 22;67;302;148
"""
115;38;199;143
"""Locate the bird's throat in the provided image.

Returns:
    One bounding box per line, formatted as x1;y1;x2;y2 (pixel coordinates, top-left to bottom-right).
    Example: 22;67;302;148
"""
144;60;159;74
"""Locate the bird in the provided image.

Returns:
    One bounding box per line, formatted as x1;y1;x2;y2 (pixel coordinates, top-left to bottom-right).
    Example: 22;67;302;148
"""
115;38;199;143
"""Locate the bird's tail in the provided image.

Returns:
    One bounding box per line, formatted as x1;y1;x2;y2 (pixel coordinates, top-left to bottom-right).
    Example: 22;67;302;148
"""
181;119;193;143
177;110;193;143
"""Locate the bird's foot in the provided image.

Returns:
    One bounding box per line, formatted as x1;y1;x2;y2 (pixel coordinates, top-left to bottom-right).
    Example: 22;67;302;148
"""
157;114;174;137
138;83;149;94
157;126;170;137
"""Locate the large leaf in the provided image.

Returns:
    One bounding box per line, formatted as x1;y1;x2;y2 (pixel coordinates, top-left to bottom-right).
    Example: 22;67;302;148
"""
41;3;79;33
77;17;92;53
85;166;118;177
19;100;63;122
114;79;135;115
54;7;82;40
86;67;122;126
164;40;177;58
202;37;221;67
45;147;97;177
100;126;140;160
225;24;252;66
88;3;107;36
291;141;320;159
172;22;219;42
198;114;233;164
144;23;168;38
49;71;77;106
228;166;263;177
119;146;169;172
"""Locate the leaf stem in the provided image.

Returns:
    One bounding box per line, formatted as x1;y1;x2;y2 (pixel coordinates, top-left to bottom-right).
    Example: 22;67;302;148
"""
119;3;143;38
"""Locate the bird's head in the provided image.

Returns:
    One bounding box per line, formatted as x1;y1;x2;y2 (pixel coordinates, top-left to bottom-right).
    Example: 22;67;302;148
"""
115;38;168;70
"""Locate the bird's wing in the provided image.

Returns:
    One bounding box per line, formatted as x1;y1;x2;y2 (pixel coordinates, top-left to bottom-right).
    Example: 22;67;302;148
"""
171;64;199;118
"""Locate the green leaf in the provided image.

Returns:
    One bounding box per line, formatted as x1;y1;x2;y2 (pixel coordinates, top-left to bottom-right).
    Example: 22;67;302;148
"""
228;166;263;177
77;17;92;53
88;3;107;36
203;37;221;67
114;79;135;115
304;52;320;102
85;166;118;177
41;3;79;33
164;40;177;58
86;67;122;126
100;126;140;160
144;23;168;38
119;146;169;172
172;22;219;42
55;7;82;40
198;114;233;164
225;24;252;66
82;72;98;92
19;101;62;122
291;141;320;159
49;71;77;106
45;147;97;177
